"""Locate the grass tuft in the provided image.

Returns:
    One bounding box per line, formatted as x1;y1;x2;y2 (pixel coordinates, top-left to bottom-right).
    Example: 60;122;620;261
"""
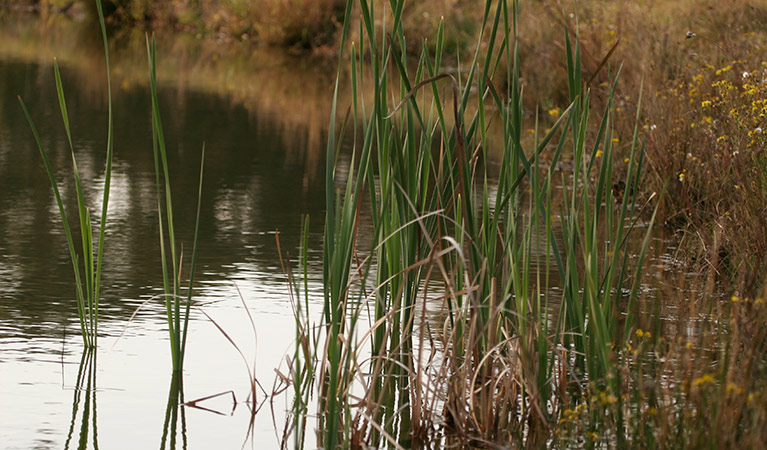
18;0;114;349
146;34;206;373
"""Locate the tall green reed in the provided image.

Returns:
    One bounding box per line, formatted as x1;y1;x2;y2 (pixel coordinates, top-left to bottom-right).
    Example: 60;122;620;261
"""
146;35;206;374
18;0;114;349
290;0;659;447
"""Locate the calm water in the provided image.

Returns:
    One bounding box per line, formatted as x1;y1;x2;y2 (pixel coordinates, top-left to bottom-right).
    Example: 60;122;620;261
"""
0;13;333;450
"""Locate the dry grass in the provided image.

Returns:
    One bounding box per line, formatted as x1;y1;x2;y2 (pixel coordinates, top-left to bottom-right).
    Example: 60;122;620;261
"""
92;0;347;49
194;0;346;49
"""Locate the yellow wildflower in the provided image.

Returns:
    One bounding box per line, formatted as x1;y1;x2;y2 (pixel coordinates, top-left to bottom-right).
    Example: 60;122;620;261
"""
693;373;716;386
715;65;732;75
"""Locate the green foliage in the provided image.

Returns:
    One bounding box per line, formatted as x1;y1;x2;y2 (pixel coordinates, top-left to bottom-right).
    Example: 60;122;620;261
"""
146;34;205;373
288;0;658;447
18;0;114;348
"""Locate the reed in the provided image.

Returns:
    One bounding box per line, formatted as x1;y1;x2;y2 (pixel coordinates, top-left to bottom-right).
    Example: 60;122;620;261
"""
19;0;205;368
146;35;206;374
18;0;114;349
287;0;659;447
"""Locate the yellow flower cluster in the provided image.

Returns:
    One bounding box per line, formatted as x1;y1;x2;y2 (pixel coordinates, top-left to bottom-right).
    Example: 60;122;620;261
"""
730;295;766;304
593;390;619;405
557;402;587;426
661;57;767;200
692;373;716;387
715;64;732;76
635;328;652;338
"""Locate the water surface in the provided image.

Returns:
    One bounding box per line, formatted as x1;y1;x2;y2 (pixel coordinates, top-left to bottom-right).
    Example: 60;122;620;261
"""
0;13;331;449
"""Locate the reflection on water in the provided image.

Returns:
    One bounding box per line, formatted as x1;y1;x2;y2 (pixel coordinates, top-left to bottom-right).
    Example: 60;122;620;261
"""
65;350;98;450
0;36;330;316
160;375;187;450
0;10;339;179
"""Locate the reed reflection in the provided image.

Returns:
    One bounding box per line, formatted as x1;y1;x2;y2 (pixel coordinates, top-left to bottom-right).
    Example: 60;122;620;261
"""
160;374;187;450
64;349;99;450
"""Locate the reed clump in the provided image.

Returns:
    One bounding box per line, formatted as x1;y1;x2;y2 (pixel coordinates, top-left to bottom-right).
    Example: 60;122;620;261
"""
146;33;206;374
18;0;114;349
285;0;666;448
94;0;767;288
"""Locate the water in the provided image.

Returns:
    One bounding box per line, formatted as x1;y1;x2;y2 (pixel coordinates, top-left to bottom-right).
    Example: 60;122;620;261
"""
0;13;332;449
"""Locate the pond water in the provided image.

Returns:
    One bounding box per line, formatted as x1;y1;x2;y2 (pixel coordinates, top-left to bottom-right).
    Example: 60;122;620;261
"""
0;11;712;450
0;13;334;450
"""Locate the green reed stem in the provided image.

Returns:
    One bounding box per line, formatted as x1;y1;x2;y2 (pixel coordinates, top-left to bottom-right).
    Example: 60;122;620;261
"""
146;34;205;374
17;0;113;349
297;0;658;447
